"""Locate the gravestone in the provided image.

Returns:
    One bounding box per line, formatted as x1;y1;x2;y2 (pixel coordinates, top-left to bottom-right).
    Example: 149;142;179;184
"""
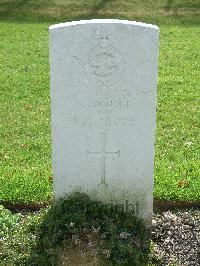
49;19;159;223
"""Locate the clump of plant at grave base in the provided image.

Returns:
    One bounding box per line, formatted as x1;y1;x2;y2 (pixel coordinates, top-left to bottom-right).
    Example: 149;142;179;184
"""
1;193;162;265
24;192;150;265
0;205;22;239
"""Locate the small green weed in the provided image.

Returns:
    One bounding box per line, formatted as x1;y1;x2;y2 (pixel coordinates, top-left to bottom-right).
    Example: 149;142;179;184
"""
0;205;22;239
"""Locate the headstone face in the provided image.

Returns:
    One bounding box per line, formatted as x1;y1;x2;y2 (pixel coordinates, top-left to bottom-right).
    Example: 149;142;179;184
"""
49;19;159;222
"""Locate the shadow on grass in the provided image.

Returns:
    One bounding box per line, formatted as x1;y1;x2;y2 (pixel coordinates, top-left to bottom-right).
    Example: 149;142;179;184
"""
165;0;174;11
0;0;199;26
26;193;151;265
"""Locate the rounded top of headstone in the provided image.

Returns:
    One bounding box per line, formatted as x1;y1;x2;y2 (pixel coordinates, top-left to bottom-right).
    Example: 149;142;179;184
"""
49;19;159;31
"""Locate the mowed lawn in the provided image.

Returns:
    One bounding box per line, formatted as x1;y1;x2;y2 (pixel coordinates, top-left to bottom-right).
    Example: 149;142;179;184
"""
0;0;199;204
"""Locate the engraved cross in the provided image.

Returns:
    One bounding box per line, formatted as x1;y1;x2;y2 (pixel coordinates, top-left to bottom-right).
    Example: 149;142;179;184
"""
87;133;120;185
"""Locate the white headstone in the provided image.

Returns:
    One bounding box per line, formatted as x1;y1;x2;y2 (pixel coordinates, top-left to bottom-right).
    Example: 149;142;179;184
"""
49;19;159;223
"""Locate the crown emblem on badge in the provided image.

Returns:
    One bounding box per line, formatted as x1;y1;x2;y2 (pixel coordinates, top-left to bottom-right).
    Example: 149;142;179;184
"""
85;33;125;87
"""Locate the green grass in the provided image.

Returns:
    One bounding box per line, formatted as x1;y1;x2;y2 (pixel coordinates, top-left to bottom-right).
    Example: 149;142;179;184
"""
0;0;200;25
0;0;199;204
0;23;52;204
155;26;200;200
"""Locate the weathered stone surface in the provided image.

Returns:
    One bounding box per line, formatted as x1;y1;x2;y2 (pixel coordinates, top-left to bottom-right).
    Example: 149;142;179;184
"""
49;19;159;222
